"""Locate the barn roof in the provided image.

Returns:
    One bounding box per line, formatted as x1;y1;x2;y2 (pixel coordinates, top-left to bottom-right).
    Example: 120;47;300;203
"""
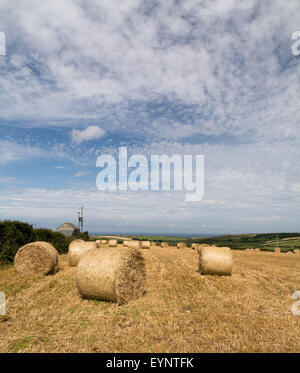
56;222;78;231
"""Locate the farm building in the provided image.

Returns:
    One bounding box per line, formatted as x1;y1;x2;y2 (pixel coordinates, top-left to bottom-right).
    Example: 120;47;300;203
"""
56;222;80;237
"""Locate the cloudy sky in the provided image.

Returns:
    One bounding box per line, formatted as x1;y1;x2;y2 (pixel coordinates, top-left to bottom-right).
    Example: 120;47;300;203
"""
0;0;300;234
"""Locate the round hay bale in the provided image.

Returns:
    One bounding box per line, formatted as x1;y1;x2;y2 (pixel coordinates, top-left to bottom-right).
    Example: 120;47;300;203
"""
108;239;118;247
191;243;200;250
128;240;140;249
141;241;150;249
196;244;210;253
177;242;186;249
161;242;169;248
255;248;261;252
14;241;59;275
123;241;129;247
274;247;281;253
293;249;299;255
76;247;146;304
69;241;97;267
96;240;100;243
101;240;107;244
198;246;233;276
69;239;84;248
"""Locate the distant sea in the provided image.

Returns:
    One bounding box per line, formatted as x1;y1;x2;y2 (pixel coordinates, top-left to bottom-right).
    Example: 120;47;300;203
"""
89;232;221;238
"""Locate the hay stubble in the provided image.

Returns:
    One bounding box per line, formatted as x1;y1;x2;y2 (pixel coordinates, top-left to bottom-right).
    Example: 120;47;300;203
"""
1;247;299;353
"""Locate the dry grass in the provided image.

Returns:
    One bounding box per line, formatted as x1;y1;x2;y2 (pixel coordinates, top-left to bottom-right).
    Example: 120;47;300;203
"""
0;248;299;352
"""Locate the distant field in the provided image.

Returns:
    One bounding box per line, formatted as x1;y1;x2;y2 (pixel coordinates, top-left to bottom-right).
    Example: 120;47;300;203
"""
188;233;300;252
131;235;189;242
0;247;299;352
90;235;132;241
263;239;300;250
111;233;300;252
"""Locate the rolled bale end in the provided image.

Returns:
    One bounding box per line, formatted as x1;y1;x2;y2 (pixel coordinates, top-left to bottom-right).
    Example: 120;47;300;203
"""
100;240;108;245
128;240;141;249
161;242;169;248
191;243;200;250
293;249;300;255
68;241;97;267
141;241;151;249
108;239;118;247
177;242;186;249
286;251;293;255
123;240;129;247
14;241;59;275
76;247;146;304
274;247;281;253
198;246;233;276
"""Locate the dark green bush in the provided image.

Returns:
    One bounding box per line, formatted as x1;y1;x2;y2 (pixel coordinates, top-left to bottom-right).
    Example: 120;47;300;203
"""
33;228;68;255
65;231;90;248
78;231;89;241
34;229;90;254
0;220;35;262
0;220;89;262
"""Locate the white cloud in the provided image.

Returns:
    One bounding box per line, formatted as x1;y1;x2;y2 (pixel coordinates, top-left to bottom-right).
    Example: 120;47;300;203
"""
0;180;299;233
71;126;105;144
1;137;300;233
0;30;6;56
289;183;300;193
0;1;300;233
0;0;299;145
74;171;92;177
0;140;47;165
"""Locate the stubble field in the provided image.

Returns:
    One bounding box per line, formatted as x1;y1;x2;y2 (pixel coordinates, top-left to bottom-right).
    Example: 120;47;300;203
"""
0;247;299;353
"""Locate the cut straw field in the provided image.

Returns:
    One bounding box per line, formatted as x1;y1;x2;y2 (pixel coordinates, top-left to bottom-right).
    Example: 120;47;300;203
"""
0;247;299;353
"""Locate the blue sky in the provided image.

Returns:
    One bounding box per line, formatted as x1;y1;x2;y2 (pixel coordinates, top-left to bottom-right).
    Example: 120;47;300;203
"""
0;0;300;234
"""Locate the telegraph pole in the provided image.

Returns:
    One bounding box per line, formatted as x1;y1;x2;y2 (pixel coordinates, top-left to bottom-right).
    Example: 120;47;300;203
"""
81;207;84;233
78;207;84;233
77;210;81;232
